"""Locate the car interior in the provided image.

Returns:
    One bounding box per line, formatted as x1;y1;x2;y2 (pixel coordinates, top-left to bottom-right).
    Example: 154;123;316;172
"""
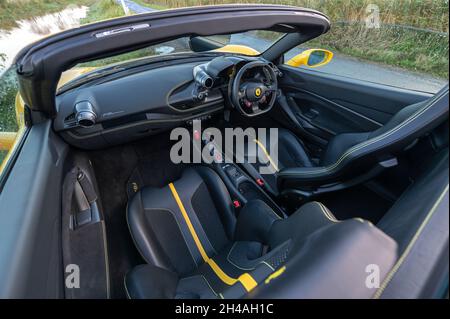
0;5;448;299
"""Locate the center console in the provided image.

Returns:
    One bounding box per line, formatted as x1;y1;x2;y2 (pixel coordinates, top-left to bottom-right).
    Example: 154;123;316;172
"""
194;129;286;218
218;162;285;217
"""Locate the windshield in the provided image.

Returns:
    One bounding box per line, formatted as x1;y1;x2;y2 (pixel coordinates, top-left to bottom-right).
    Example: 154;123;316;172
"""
59;30;283;88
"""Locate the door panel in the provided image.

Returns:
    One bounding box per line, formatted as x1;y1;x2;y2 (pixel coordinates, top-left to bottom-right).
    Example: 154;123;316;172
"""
285;90;382;137
0;121;68;298
279;65;433;143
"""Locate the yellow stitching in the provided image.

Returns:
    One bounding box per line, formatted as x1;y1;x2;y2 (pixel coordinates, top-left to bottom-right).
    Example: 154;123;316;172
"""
373;184;449;299
180;275;219;297
226;242;255;271
315;202;339;222
253;138;280;172
226;244;279;272
283;92;447;176
261;261;276;271
201;275;219;297
322;203;339;222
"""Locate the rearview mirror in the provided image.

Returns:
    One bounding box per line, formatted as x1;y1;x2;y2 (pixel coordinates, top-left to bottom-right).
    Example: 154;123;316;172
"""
189;35;259;56
286;49;333;68
189;35;232;52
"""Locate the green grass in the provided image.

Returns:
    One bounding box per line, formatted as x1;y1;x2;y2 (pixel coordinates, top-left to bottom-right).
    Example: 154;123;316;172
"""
0;65;18;165
2;0;448;78
0;150;7;164
0;0;448;165
0;54;18;133
0;67;20;165
0;0;95;30
134;0;167;10
80;0;125;24
139;0;449;32
78;0;157;66
137;0;449;79
309;23;449;78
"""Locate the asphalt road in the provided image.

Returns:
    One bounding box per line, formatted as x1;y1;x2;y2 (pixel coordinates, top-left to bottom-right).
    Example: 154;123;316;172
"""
119;0;447;93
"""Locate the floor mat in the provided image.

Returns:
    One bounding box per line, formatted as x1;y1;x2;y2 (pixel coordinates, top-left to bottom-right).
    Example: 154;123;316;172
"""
89;133;185;298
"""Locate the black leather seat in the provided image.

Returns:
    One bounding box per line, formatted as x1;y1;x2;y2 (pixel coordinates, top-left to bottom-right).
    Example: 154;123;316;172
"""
239;127;315;194
125;166;397;299
244;87;449;194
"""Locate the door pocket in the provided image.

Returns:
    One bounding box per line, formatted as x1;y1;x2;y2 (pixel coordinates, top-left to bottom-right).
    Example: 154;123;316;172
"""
62;167;110;299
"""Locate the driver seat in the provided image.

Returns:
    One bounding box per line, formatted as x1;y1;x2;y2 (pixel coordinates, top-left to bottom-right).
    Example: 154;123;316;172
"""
242;86;448;195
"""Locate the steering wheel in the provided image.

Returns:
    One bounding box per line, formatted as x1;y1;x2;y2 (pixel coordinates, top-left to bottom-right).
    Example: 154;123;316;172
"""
230;61;278;117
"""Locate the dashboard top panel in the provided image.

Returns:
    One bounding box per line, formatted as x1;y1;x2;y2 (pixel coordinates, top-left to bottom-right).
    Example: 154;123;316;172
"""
54;58;228;149
55;61;203;130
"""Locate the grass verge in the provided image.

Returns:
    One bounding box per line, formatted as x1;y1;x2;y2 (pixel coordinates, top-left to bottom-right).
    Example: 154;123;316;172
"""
0;0;94;30
80;0;125;24
137;0;449;79
78;0;157;66
139;0;449;32
309;23;448;79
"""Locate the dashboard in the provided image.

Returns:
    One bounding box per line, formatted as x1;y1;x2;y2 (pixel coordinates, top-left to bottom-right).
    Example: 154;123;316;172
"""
54;55;277;149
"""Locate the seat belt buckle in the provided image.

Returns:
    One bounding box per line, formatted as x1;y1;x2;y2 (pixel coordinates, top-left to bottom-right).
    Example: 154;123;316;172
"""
256;178;265;187
233;200;241;209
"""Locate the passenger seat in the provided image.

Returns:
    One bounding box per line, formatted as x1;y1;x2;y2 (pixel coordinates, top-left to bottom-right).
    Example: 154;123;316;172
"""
125;166;397;298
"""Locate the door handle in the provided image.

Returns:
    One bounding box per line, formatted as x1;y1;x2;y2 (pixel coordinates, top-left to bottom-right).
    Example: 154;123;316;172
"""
304;108;319;120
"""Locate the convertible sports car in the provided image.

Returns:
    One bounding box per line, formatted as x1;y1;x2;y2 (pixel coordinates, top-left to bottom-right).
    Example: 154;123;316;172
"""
0;5;448;299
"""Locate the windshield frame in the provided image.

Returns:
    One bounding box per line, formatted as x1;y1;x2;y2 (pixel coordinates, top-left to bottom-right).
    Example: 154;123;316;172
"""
15;5;331;117
57;51;228;94
58;31;288;90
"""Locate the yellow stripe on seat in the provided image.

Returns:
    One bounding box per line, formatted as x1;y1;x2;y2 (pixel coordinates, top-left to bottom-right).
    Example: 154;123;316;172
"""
169;182;209;262
253;139;279;172
264;266;286;284
238;273;258;291
206;259;237;286
168;182;258;293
